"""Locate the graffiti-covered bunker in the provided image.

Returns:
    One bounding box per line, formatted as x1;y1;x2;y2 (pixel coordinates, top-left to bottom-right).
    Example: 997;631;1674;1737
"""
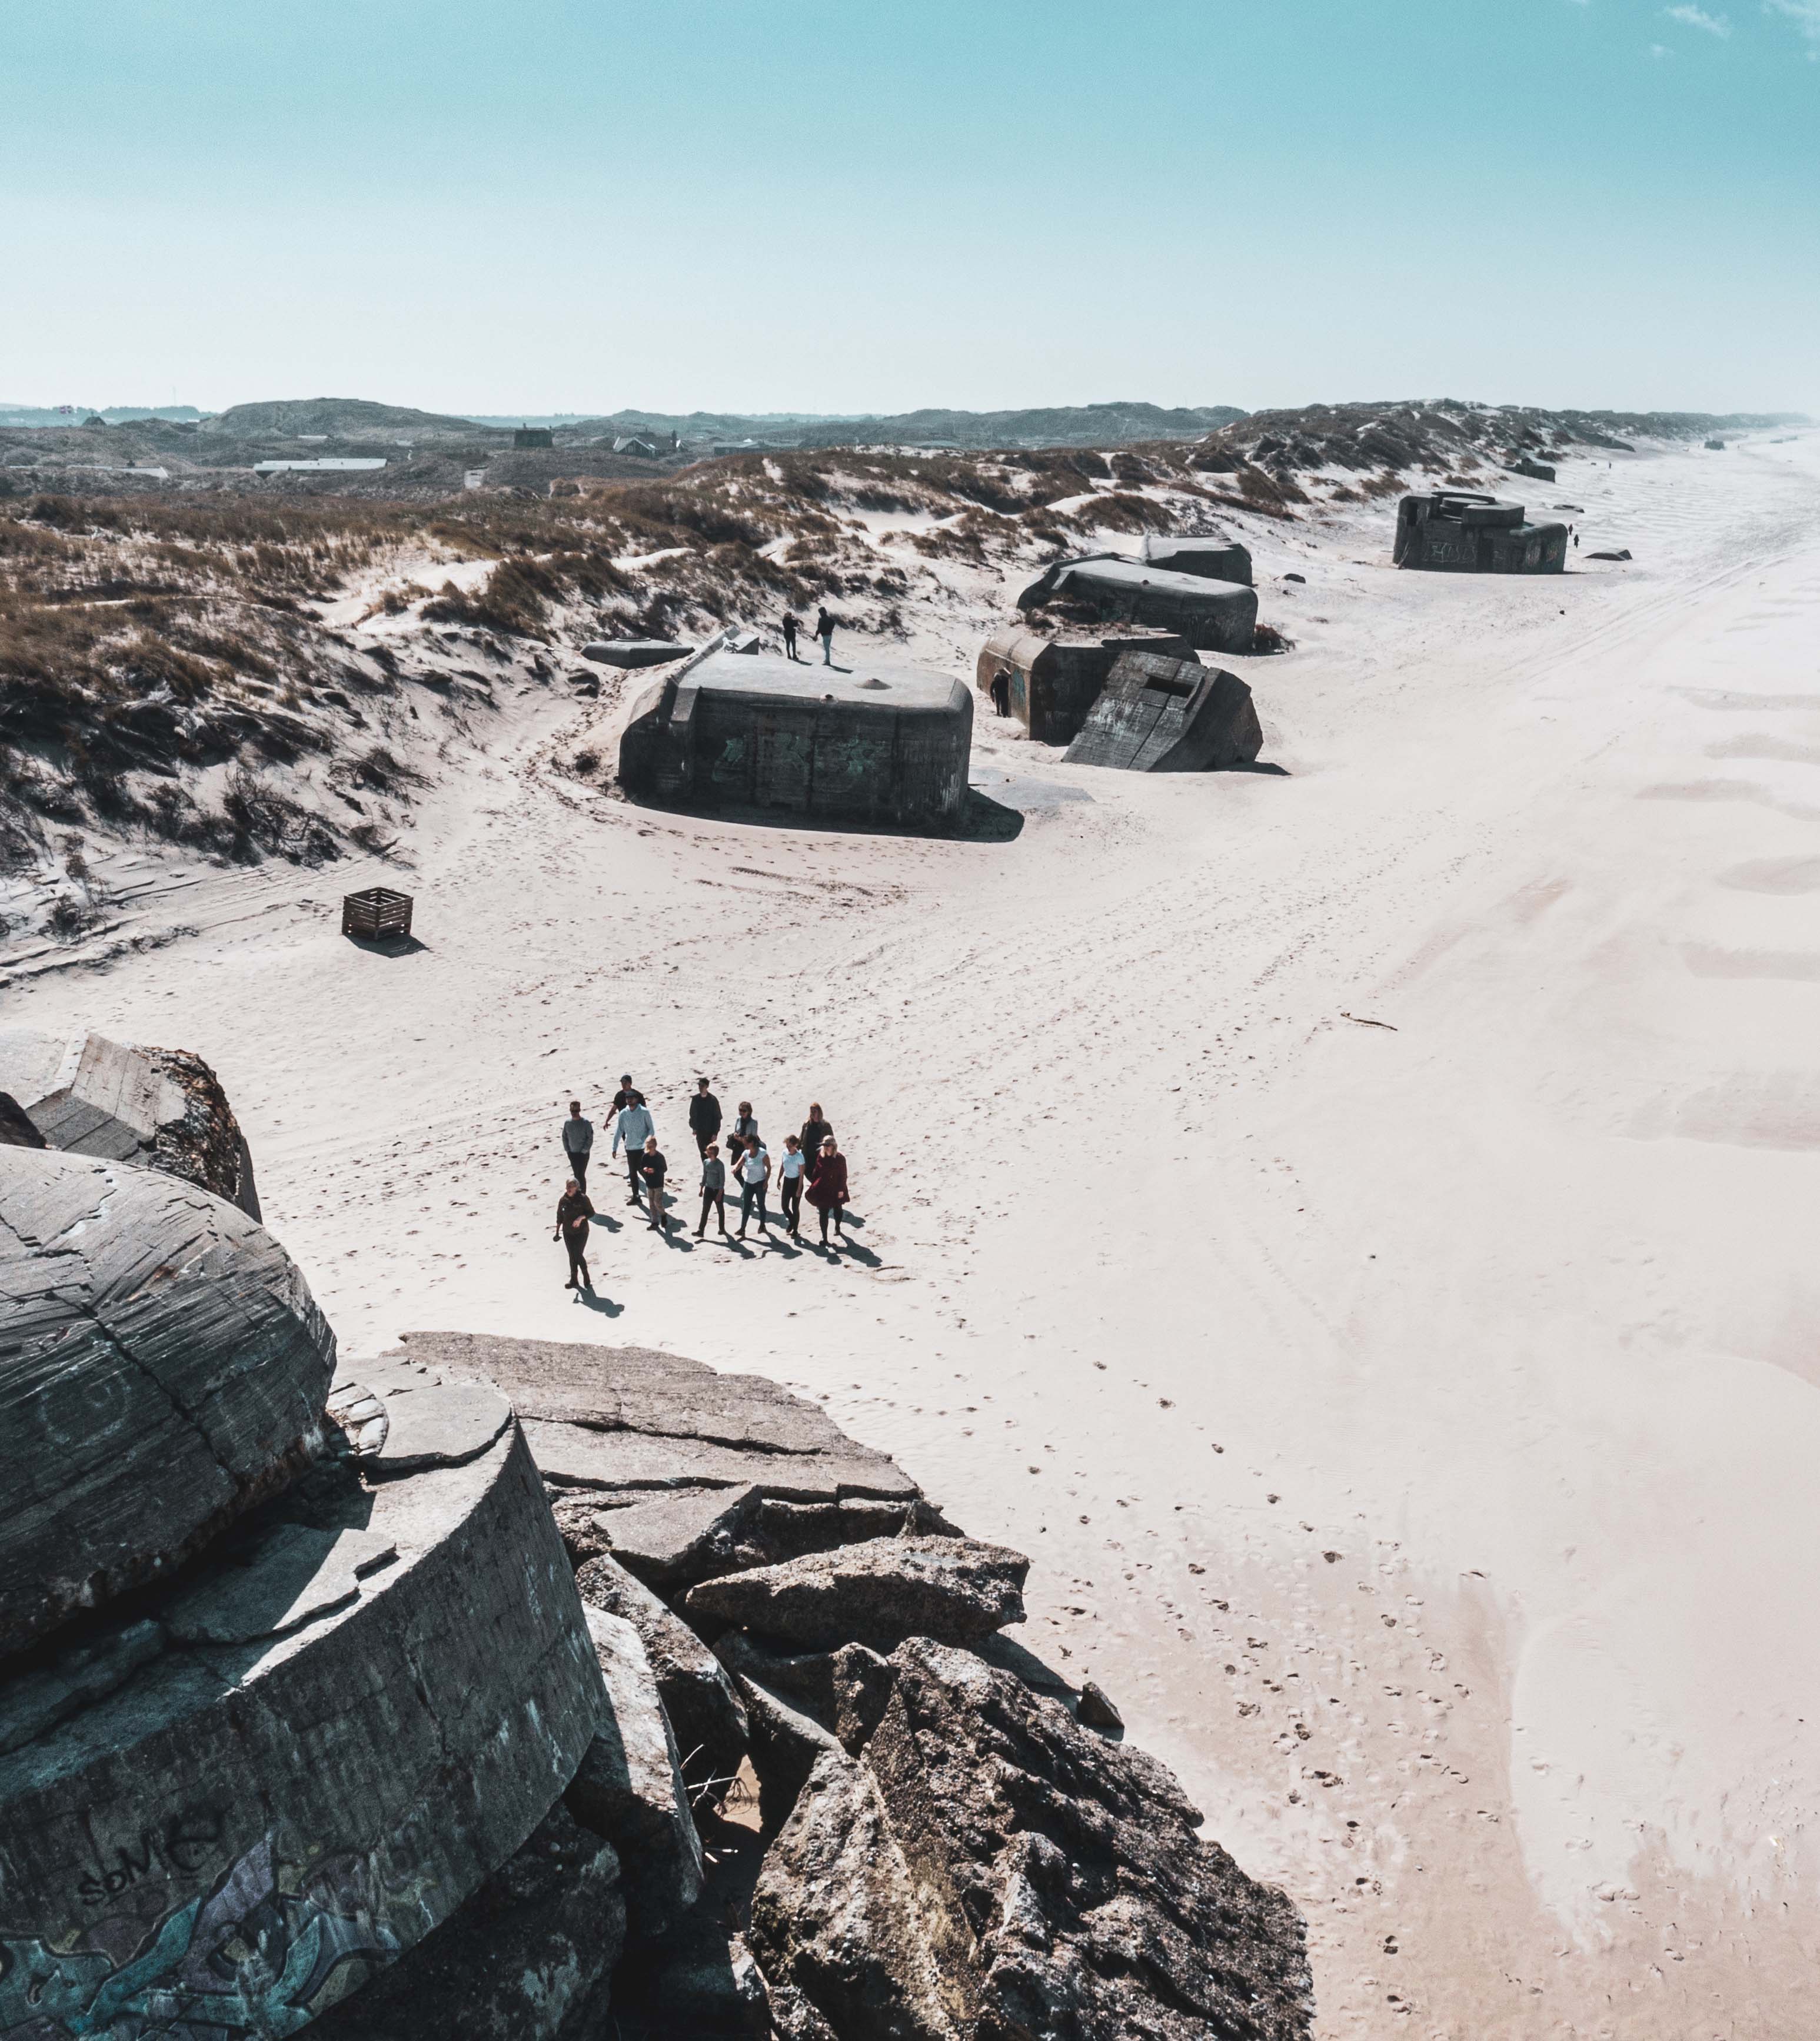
975;624;1190;746
619;647;973;830
1393;491;1568;574
1016;552;1259;654
1065;650;1262;773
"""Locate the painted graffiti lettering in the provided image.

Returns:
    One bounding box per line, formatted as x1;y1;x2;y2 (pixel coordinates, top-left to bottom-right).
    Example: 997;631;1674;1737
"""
73;1810;222;1904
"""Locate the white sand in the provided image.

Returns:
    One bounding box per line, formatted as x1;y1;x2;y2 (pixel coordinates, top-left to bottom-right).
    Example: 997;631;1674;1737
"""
9;431;1819;2034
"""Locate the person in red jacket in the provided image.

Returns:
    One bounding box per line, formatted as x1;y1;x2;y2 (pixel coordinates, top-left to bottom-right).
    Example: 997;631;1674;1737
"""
805;1134;849;1247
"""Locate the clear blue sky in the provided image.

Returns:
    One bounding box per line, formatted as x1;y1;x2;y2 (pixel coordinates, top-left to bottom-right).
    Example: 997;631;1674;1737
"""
4;1;1815;416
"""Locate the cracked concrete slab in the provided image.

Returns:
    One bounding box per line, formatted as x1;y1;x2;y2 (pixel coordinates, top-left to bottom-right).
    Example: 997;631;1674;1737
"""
0;1149;334;1657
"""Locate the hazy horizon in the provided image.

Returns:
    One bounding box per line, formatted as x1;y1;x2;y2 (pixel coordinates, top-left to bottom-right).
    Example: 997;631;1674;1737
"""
7;1;1815;419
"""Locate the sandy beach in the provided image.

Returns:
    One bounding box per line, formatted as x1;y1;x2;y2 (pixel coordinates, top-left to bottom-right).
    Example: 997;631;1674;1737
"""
7;428;1818;2036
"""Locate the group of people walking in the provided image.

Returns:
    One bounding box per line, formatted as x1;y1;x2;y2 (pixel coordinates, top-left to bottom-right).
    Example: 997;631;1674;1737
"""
780;607;839;665
553;1076;851;1291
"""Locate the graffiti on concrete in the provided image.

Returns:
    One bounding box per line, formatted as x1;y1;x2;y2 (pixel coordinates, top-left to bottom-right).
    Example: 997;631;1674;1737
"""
0;1834;400;2040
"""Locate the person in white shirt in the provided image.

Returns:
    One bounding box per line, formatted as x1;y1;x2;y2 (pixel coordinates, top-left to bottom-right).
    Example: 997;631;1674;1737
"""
776;1133;807;1239
611;1093;656;1206
736;1135;771;1238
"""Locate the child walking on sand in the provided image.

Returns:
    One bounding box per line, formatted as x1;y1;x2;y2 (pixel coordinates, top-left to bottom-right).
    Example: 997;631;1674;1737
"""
696;1141;728;1238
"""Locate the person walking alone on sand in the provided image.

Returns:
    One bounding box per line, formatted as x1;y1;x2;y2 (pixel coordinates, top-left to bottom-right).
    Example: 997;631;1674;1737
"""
737;1134;772;1238
613;1091;656;1206
782;612;801;662
696;1141;728;1238
688;1077;721;1159
555;1178;596;1291
638;1134;670;1234
561;1100;593;1193
777;1133;806;1239
814;607;836;666
806;1134;849;1247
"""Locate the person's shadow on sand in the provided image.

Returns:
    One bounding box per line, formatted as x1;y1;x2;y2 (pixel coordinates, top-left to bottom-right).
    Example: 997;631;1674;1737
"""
575;1291;623;1316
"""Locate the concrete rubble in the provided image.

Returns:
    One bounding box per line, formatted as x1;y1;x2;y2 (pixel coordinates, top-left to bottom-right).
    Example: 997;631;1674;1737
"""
1;1056;1311;2040
0;1026;261;1217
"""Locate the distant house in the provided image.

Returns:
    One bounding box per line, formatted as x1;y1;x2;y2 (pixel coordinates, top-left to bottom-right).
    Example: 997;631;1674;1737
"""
514;426;555;448
613;435;661;458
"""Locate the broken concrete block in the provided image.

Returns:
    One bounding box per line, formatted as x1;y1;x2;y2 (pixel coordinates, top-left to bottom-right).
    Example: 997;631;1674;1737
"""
0;1149;335;1656
0;1394;607;2030
683;1535;1029;1653
712;1632;894;1759
1139;533;1255;585
1063;650;1262;773
309;1800;625;2041
0;1028;259;1215
1017;553;1260;654
750;1640;1313;2041
574;1551;748;1789
1077;1679;1124;1731
565;1607;704;1940
580;639;694;667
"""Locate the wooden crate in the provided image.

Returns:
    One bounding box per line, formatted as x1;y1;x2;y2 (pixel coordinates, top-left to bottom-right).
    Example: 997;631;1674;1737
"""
341;887;414;940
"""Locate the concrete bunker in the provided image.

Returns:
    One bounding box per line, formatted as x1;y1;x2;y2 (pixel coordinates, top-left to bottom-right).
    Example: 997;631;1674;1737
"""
1016;552;1259;654
1393;491;1568;574
975;624;1192;746
1064;650;1262;773
619;646;972;831
1138;533;1254;585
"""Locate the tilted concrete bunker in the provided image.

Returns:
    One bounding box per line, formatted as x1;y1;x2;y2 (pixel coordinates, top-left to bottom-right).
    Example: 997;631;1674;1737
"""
1016;552;1259;654
1393;491;1568;574
975;625;1192;746
1064;650;1262;773
619;647;972;830
1137;534;1254;585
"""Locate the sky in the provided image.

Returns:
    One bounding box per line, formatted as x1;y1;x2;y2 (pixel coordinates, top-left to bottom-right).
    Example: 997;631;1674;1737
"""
2;0;1816;418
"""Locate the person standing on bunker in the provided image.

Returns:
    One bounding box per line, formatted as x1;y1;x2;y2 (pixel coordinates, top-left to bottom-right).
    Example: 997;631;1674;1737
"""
555;1178;596;1290
776;1133;807;1239
561;1100;593;1193
696;1141;728;1238
806;1134;849;1247
737;1134;772;1238
815;607;836;665
613;1091;656;1206
782;612;801;662
688;1077;721;1159
639;1134;669;1234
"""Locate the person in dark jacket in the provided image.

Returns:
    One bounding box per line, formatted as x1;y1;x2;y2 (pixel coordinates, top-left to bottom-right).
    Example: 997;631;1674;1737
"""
782;613;801;662
800;1103;833;1157
561;1101;593;1192
554;1179;595;1289
727;1100;760;1160
814;607;836;665
806;1135;849;1246
638;1135;669;1234
696;1141;728;1238
688;1078;722;1158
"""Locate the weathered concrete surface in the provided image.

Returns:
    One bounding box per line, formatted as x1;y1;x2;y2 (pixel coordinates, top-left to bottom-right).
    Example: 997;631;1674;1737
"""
1139;533;1255;584
309;1801;625;2041
617;648;973;831
388;1332;921;1588
1393;491;1568;573
581;639;694;667
714;1634;847;1820
566;1606;704;1940
575;1551;748;1790
750;1641;1313;2041
1063;650;1263;773
974;624;1193;746
0;1029;259;1216
0;1149;334;1656
0;1381;607;2036
683;1535;1029;1653
1016;553;1260;654
713;1634;895;1761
